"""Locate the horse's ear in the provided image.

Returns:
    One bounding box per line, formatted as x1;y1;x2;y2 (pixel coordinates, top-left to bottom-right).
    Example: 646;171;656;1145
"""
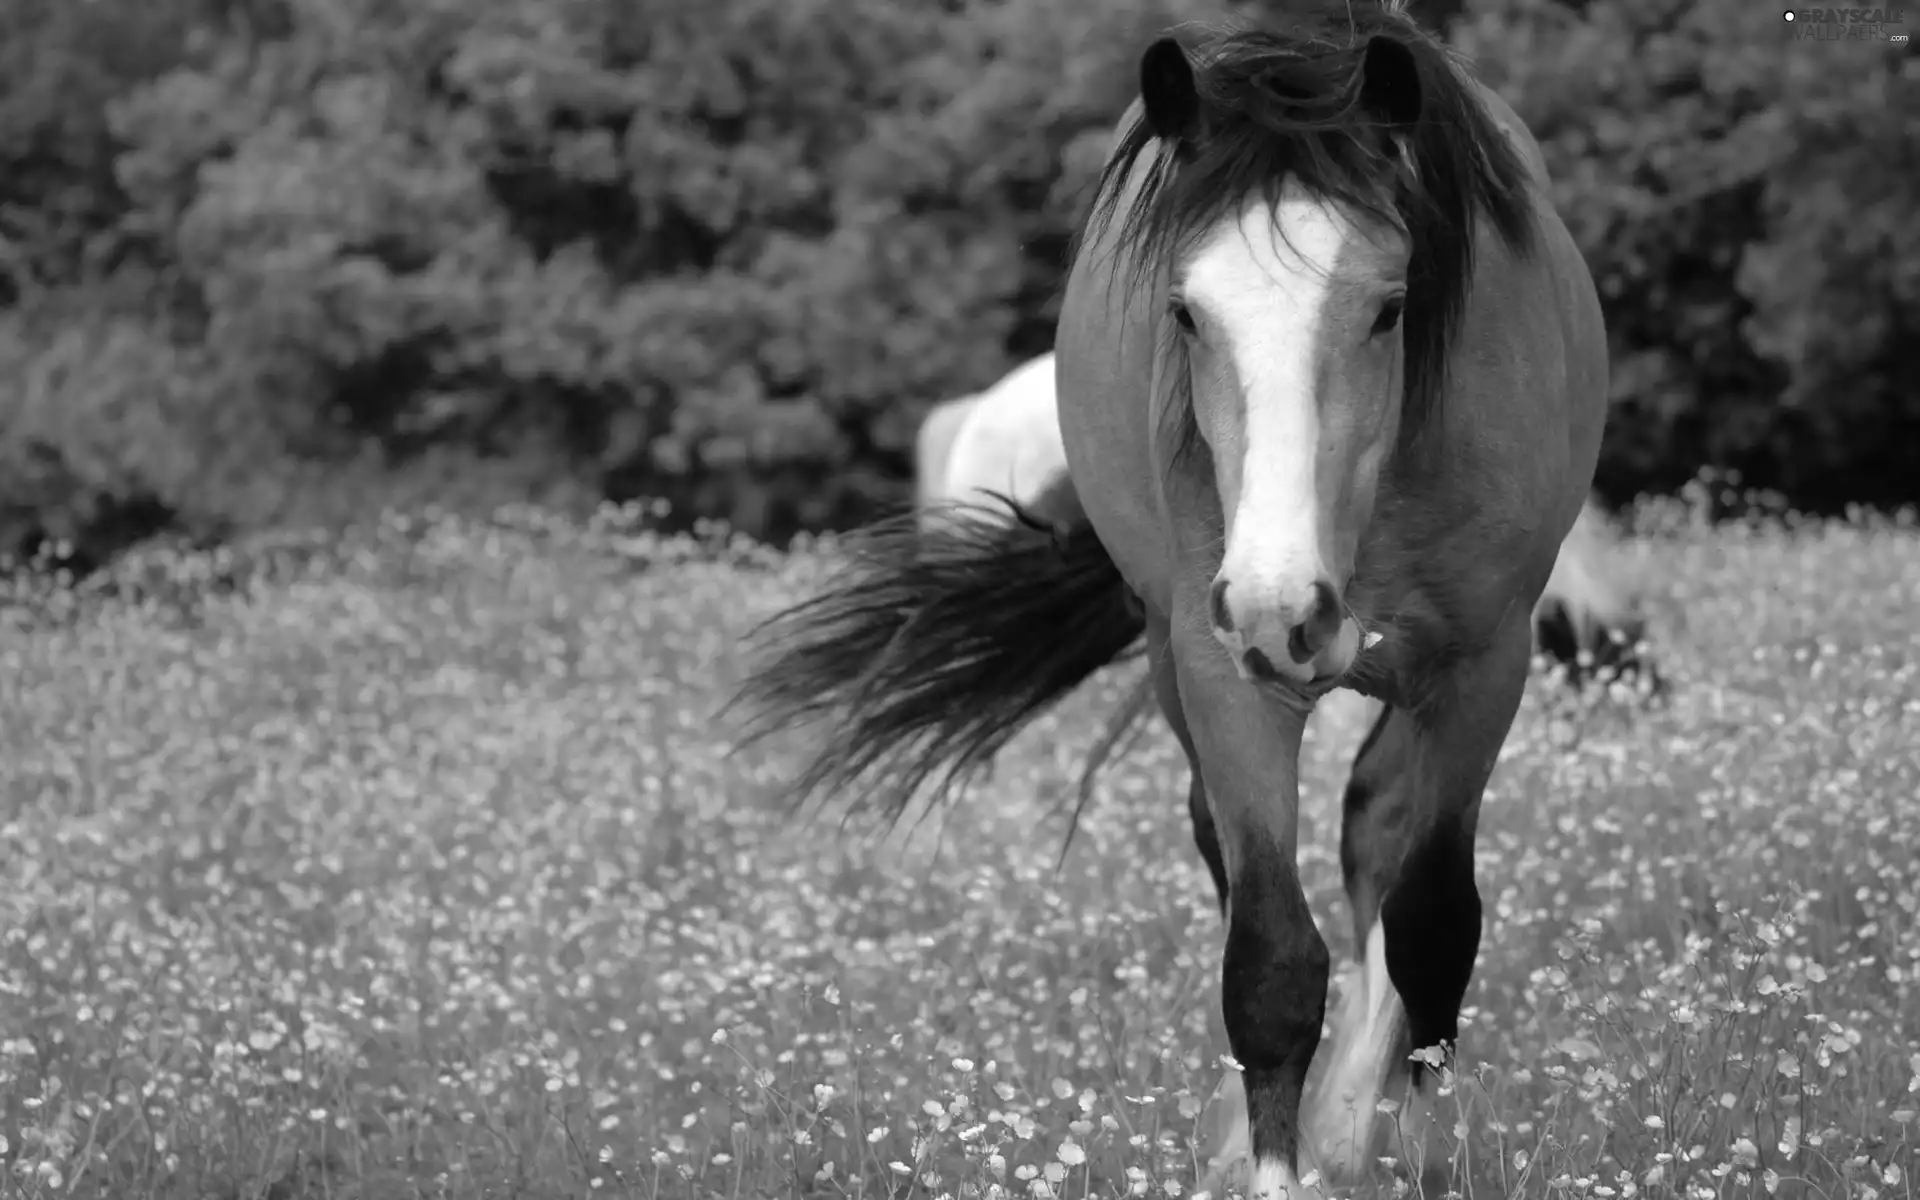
1139;38;1199;141
1358;35;1423;129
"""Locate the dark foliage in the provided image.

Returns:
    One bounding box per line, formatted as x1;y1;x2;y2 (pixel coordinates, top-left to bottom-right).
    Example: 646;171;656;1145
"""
1;0;1912;572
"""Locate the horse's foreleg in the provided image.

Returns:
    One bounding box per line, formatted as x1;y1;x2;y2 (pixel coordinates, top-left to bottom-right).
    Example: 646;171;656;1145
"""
1147;613;1251;1178
1145;614;1228;913
1308;623;1531;1185
1170;596;1327;1200
1304;700;1419;1177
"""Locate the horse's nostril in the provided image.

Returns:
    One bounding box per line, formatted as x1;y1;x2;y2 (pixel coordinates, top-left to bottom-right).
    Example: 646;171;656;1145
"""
1287;623;1313;664
1209;578;1234;632
1286;580;1343;664
1243;646;1280;681
1309;579;1338;624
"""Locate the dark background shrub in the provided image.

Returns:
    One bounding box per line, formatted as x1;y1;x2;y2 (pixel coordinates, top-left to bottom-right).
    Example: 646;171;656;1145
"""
2;0;1913;568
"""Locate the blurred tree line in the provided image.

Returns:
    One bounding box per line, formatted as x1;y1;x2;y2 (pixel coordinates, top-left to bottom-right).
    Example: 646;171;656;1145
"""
1;0;1914;566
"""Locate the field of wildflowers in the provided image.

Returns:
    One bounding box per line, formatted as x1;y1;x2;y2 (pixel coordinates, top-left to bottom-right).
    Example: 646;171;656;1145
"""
1;499;1916;1200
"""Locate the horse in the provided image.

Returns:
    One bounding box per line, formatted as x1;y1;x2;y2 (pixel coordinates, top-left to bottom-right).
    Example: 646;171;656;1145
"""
732;5;1611;1195
916;350;1651;686
913;354;1082;530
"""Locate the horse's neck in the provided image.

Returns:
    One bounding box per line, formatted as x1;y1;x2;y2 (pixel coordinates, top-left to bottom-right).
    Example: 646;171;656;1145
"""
1470;80;1553;191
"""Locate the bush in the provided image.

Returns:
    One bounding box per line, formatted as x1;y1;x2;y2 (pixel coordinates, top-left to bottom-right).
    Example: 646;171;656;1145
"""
0;305;220;567
1458;0;1920;506
0;0;220;302
92;0;1204;547
0;0;1913;567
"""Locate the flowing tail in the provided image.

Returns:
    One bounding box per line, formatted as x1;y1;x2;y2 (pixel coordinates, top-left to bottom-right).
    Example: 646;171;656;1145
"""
1056;666;1160;864
728;499;1147;823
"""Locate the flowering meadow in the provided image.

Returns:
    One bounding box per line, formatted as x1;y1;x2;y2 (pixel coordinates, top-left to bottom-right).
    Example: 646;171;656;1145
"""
1;499;1916;1200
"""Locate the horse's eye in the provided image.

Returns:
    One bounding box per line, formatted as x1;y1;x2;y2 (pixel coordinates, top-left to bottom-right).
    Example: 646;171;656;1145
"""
1169;300;1198;335
1371;296;1406;337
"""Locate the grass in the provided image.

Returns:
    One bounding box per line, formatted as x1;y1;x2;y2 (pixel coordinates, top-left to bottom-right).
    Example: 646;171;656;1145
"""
0;497;1916;1200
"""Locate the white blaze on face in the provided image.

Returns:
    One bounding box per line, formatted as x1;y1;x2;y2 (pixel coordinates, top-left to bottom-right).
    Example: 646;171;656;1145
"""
1185;185;1355;600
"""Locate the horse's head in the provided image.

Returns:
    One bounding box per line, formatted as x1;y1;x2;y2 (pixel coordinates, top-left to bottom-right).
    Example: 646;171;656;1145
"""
1144;35;1419;687
1089;19;1534;689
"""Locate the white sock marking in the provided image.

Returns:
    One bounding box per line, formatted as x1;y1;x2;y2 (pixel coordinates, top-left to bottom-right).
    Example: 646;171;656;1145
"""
1249;1156;1327;1200
1303;920;1403;1179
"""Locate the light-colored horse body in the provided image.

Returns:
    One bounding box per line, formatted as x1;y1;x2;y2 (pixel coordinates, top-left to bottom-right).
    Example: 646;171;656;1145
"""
915;354;1080;527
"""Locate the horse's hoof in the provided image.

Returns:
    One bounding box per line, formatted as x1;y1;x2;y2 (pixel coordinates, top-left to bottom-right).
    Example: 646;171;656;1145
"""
1199;1159;1331;1200
1195;1072;1336;1200
1242;1161;1333;1200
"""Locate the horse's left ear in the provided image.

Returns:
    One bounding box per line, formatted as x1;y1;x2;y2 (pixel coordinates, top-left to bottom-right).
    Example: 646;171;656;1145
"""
1358;35;1423;128
1140;38;1200;142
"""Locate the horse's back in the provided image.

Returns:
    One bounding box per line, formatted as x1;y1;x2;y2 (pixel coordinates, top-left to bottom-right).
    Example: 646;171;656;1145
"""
916;392;981;512
1493;78;1609;493
920;354;1082;528
1505;88;1609;464
1536;171;1610;545
1448;76;1609;560
951;354;1068;502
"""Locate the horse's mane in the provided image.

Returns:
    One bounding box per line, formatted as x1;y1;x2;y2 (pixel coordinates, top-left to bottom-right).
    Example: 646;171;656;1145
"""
1073;0;1539;459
